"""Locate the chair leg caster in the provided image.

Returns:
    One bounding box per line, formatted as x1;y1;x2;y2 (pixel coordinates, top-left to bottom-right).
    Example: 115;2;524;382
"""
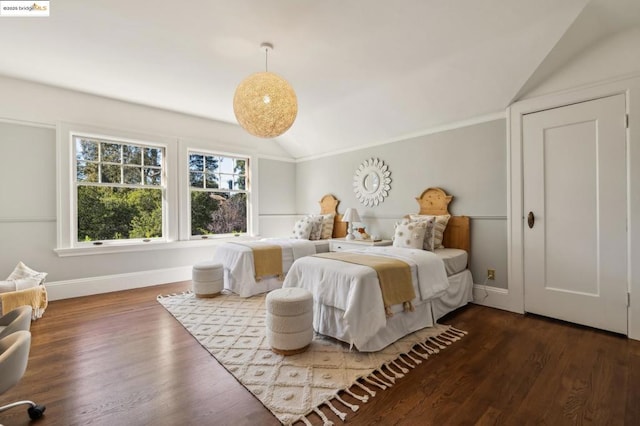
28;404;46;420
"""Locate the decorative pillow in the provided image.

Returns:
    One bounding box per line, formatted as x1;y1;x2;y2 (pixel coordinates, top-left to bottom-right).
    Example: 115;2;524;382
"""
291;217;313;239
408;215;435;251
7;261;47;285
319;213;335;239
306;215;324;240
431;215;450;248
392;219;427;249
410;214;450;249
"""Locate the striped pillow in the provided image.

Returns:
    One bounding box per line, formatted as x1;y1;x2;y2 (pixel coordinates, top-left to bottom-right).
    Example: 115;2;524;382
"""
408;215;435;250
319;213;335;239
306;215;324;240
431;215;450;248
409;214;451;249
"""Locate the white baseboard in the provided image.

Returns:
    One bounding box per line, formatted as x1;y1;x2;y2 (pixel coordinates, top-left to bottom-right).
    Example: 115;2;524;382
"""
472;284;518;313
46;266;192;301
45;271;522;312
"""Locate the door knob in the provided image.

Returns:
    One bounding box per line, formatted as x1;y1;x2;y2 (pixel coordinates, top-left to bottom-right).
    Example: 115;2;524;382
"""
527;212;535;229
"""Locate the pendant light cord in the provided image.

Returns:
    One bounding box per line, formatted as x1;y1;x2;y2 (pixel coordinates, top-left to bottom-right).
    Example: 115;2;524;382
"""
260;42;273;72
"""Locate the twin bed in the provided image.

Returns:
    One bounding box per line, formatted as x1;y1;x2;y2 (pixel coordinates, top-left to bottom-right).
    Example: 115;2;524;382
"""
283;187;473;351
212;194;346;297
214;187;473;352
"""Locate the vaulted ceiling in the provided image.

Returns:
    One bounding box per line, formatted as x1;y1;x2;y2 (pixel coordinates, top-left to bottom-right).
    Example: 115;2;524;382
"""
1;0;638;159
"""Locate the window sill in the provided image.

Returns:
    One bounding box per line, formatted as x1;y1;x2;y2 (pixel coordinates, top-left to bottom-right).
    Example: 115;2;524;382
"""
54;236;258;257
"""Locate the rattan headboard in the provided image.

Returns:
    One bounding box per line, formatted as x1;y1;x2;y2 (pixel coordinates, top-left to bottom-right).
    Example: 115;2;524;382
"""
415;187;470;253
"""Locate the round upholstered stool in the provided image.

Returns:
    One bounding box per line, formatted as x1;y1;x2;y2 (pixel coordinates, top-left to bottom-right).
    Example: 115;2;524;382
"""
192;261;224;298
265;288;313;355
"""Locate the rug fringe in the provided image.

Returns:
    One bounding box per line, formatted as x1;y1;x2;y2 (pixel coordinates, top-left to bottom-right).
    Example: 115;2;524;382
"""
391;359;409;374
433;335;452;346
441;330;462;341
399;354;415;368
334;394;359;412
428;336;447;349
373;372;393;388
411;347;429;360
345;388;369;402
326;401;347;421
449;326;468;335
354;380;376;397
378;367;397;383
314;407;334;426
420;341;439;354
385;362;405;378
417;342;432;354
406;352;422;365
363;375;388;390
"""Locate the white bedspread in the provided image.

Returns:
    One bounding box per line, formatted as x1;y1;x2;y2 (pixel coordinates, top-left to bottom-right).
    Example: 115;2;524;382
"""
283;246;449;349
213;238;317;298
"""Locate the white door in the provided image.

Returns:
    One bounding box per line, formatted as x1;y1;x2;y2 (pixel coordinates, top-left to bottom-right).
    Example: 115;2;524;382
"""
523;94;627;334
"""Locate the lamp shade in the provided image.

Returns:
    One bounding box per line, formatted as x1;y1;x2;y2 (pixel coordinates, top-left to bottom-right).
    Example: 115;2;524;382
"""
342;208;361;223
233;71;298;138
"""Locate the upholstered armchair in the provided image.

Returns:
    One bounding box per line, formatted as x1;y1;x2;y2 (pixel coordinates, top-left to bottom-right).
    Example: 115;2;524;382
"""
0;330;46;420
0;306;32;340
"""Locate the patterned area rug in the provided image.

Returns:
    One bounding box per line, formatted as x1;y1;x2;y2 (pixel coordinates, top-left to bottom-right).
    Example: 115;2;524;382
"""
157;291;466;425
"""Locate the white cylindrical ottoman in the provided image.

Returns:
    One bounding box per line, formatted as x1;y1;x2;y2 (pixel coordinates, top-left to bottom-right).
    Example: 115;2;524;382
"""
265;288;313;355
192;261;224;298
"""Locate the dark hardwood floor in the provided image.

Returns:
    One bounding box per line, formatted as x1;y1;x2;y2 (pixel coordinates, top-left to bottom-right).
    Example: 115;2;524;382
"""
1;281;638;426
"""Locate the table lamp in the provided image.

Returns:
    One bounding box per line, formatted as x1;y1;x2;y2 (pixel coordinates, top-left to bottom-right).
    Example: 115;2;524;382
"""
342;208;361;240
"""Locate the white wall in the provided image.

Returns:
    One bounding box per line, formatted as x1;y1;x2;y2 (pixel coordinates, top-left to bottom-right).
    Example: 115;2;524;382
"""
296;119;508;291
521;27;640;100
257;158;298;237
0;76;296;300
0;76;292;159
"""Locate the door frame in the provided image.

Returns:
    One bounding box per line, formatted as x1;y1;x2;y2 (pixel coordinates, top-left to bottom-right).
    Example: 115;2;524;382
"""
507;75;640;340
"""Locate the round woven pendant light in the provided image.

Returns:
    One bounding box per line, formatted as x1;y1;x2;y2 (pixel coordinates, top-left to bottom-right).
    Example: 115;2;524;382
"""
233;43;298;138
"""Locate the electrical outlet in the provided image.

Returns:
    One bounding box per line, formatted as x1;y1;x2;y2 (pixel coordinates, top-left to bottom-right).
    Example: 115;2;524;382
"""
487;269;495;280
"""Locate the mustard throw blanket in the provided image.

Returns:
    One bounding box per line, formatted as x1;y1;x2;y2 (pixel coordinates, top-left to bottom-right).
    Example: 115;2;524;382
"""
230;242;283;281
313;252;415;316
0;285;48;319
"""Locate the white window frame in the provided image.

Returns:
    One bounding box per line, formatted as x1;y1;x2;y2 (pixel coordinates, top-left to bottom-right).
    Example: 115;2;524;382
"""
187;150;250;240
56;125;259;257
73;135;166;244
56;122;179;255
178;139;258;240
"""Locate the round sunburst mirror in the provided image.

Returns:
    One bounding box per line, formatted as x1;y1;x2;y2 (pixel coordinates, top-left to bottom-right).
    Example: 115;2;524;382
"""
353;158;392;207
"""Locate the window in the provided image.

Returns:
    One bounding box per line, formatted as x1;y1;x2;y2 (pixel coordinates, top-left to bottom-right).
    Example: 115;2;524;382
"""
189;152;249;237
74;135;165;243
57;122;254;255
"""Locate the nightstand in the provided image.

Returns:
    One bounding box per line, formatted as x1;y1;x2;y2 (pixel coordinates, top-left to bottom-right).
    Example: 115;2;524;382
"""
329;238;392;252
